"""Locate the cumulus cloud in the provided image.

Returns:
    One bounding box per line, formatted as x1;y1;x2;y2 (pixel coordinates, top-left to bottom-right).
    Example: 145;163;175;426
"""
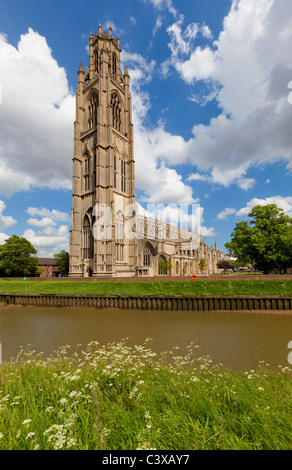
160;0;292;188
162;15;214;79
27;218;57;228
0;233;9;245
187;165;256;191
0;200;17;231
26;207;69;222
217;208;236;220
0;28;75;197
23;225;69;258
236;196;292;218
23;206;70;256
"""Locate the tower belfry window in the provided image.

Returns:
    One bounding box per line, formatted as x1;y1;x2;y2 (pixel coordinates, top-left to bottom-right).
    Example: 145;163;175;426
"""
84;157;90;192
115;210;124;262
111;93;121;132
83;213;94;259
94;50;99;75
112;53;117;79
121;159;126;193
113;155;117;189
88;92;99;130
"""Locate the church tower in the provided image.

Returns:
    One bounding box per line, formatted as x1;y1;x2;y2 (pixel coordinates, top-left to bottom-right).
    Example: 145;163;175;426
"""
69;24;136;277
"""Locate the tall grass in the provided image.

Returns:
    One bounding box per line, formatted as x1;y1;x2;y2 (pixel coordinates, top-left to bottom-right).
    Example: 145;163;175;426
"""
0;339;291;450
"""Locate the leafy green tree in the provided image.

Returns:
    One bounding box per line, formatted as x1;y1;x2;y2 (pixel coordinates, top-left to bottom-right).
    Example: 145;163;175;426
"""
225;204;292;274
158;259;172;275
0;235;38;277
54;250;69;276
198;258;207;274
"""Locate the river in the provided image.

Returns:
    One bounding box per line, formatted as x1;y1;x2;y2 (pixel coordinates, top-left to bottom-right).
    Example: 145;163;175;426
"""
0;306;291;370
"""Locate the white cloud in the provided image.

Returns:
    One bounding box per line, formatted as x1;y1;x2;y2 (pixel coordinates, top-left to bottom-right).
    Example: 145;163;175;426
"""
161;0;292;188
27;217;57;228
0;233;9;245
143;0;178;17
26;207;69;222
236;196;292;218
163;15;216;80
0;28;75;197
23;225;69;258
122;51;156;84
175;46;216;83
187;166;256;191
24;206;70;256
153;17;163;36
217;208;236;220
0;200;17;231
187;173;212;184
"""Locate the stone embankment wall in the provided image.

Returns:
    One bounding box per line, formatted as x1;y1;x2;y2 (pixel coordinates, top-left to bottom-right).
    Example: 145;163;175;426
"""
0;293;292;311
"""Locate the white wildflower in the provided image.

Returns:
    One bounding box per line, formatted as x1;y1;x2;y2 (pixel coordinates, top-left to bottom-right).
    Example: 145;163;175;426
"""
45;406;54;413
190;376;200;382
145;410;151;420
22;419;32;426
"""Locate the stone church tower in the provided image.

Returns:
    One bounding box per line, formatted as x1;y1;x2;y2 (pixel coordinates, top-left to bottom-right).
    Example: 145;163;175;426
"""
69;24;136;277
69;24;224;278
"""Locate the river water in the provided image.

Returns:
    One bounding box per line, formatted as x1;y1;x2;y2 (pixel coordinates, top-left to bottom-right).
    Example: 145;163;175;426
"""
0;306;291;370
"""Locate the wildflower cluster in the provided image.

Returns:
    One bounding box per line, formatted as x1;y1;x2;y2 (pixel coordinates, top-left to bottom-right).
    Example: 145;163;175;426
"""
0;339;291;450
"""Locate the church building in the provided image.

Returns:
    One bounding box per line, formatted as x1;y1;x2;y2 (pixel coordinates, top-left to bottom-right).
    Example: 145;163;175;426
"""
69;24;223;278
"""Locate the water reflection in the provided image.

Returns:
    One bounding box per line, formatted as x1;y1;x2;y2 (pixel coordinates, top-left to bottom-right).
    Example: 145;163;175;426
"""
0;306;291;370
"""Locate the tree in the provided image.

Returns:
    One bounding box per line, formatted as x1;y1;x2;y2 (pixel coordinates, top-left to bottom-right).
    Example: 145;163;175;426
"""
0;235;38;277
158;259;172;275
225;204;292;274
217;259;235;274
198;258;207;274
54;250;69;276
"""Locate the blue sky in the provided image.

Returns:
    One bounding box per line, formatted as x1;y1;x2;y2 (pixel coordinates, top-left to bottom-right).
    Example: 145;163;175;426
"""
0;0;292;256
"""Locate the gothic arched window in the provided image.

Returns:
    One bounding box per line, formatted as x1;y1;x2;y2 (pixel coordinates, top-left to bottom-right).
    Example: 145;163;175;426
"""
88;92;99;130
143;243;155;267
115;210;124;262
84;156;90;192
83;212;94;260
111;92;121;132
121;158;126;193
112;53;117;79
94;50;100;75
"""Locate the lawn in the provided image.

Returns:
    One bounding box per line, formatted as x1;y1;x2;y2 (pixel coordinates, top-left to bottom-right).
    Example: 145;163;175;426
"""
1;278;292;296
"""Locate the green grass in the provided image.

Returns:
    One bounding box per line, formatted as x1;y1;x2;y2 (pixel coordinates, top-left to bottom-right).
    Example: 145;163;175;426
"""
0;339;291;450
1;278;292;296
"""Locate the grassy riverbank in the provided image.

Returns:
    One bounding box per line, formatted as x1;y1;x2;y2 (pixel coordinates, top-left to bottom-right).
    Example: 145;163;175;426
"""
0;339;291;450
1;278;292;296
